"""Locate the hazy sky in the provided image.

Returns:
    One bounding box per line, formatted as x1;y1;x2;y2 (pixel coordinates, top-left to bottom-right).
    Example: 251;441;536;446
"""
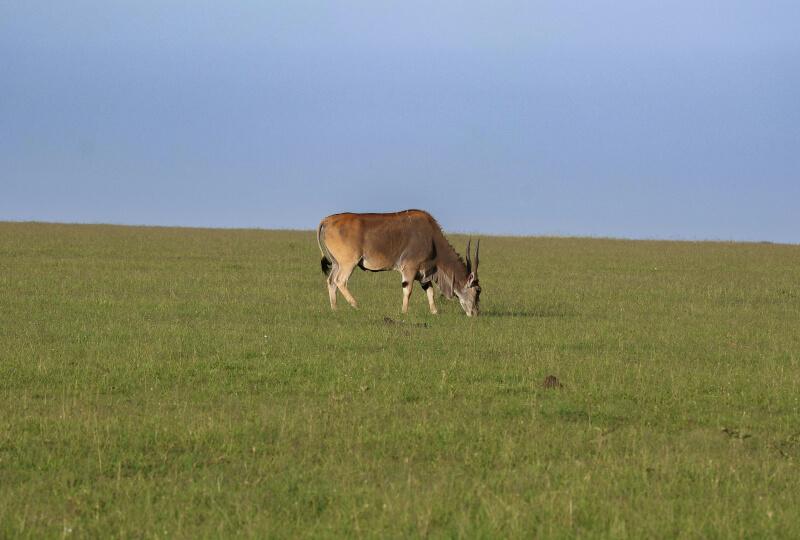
2;1;799;242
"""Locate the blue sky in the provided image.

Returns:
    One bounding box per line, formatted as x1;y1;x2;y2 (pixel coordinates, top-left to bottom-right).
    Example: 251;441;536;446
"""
2;1;799;242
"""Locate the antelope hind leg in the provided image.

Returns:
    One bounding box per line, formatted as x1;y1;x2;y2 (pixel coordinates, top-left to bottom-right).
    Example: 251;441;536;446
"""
334;262;359;309
327;273;338;310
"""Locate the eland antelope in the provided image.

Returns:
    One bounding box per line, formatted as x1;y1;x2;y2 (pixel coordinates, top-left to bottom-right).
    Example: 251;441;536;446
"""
317;210;481;316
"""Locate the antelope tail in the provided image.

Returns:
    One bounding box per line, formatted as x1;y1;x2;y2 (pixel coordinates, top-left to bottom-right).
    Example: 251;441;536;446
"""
317;222;333;276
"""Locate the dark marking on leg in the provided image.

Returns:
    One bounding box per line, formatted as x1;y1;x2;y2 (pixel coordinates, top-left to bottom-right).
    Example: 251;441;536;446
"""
402;281;409;288
420;281;431;291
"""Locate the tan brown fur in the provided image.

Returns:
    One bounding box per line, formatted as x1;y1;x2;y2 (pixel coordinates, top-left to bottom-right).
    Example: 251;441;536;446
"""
317;210;481;315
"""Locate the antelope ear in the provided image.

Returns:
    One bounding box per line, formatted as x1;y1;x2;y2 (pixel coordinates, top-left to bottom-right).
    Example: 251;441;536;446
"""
466;272;475;286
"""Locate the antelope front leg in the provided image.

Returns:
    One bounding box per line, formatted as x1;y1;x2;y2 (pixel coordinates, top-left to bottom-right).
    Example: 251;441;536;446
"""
424;283;438;314
401;278;414;314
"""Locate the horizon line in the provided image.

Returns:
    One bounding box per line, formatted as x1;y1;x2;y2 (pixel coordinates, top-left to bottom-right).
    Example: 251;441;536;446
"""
1;219;797;247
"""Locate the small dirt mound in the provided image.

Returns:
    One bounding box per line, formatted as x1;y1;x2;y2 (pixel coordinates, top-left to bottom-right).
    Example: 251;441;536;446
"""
543;375;563;389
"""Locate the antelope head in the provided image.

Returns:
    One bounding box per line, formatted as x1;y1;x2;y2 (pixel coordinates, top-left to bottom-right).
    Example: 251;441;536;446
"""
455;238;481;316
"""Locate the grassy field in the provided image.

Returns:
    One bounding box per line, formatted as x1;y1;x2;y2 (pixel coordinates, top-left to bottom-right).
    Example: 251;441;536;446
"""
1;221;799;538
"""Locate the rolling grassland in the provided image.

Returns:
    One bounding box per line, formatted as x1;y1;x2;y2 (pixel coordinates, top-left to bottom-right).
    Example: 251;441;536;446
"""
1;221;799;537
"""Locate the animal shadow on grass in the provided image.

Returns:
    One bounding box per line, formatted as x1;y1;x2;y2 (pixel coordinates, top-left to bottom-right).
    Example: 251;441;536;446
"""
483;302;577;319
380;316;429;328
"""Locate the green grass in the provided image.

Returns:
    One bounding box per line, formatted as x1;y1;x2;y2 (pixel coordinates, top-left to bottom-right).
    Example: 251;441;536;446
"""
1;221;800;538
